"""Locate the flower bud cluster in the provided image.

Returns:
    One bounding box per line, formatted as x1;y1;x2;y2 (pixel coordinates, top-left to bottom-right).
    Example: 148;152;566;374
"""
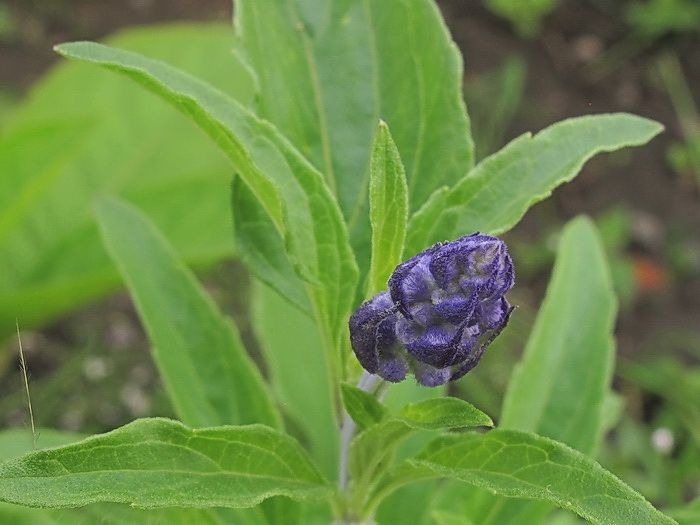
349;233;514;387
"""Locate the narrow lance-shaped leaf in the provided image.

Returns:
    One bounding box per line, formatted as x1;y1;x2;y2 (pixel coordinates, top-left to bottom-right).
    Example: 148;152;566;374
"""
462;216;618;524
381;430;677;525
251;280;337;480
96;194;281;429
55;41;358;381
231;175;311;314
406;113;663;255
502;216;616;450
0;418;332;509
367;121;409;296
235;0;473;277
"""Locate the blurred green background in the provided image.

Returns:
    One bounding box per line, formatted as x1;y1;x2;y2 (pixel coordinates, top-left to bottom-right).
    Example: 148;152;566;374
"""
0;0;698;518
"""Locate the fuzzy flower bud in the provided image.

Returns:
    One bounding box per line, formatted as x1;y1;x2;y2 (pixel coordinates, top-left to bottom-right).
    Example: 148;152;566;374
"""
349;233;514;387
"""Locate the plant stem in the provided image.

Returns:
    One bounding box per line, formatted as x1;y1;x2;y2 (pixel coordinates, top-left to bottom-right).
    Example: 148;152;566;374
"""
336;371;386;524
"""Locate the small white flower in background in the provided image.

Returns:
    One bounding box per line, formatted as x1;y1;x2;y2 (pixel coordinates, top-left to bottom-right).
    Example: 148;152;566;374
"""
651;427;674;454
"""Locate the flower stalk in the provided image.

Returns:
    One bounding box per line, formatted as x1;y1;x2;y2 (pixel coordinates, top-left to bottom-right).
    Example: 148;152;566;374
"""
336;371;385;524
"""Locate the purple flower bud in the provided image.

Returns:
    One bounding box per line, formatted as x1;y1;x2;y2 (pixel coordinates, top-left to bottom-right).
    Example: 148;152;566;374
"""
348;292;410;383
349;233;514;387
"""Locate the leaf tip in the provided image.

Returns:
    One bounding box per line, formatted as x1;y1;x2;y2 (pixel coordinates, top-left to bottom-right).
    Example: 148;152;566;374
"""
53;41;83;56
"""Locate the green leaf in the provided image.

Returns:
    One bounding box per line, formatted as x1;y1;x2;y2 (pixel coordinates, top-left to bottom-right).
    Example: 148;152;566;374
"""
484;0;560;37
341;383;390;430
0;502;263;525
0;24;252;341
462;217;618;523
351;398;489;477
96;194;281;429
367;121;409;295
235;0;473;265
349;397;491;517
231;176;311;315
0;418;331;508
348;419;415;499
397;397;493;430
374;479;440;525
251;280;337;480
430;510;476;525
55;39;358;379
402;430;677;525
259;497;301;525
416;480;480;525
502;217;616;450
0;428;267;524
370;379;448;523
406;113;663;255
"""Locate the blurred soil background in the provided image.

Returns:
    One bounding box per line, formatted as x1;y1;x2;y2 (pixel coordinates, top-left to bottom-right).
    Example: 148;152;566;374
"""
0;0;699;508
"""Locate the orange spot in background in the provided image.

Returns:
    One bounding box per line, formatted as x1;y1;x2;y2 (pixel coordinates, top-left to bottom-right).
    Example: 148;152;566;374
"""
633;256;668;292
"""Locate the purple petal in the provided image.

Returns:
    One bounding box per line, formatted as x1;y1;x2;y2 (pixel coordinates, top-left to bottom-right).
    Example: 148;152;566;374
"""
348;292;396;374
377;351;410;383
413;361;452;387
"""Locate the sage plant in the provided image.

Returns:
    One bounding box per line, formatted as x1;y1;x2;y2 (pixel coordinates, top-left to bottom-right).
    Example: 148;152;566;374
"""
0;1;674;524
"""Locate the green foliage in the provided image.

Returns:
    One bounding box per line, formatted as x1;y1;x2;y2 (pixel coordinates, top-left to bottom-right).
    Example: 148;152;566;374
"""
251;280;337;482
232;176;311;314
483;0;561;37
233;0;474;284
402;429;676;525
656;53;700;187
0;428;86;463
396;398;493;430
460;216;618;523
0;24;252;341
0;418;331;508
341;383;390;430
367;121;409;296
405;114;663;256
234;0;474;217
54;40;359;380
465;56;526;161
0;427;270;524
501;217;616;451
626;0;700;37
0;0;675;523
610;343;700;509
95;194;281;430
667;498;700;525
348;398;492;520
